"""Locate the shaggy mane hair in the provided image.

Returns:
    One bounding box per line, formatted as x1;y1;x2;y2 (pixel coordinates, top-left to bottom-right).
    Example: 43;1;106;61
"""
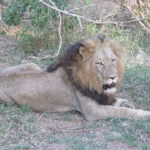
47;35;124;105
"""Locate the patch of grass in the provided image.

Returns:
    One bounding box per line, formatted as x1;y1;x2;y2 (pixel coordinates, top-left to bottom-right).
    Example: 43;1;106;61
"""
124;65;150;109
0;104;39;149
135;119;150;134
46;132;104;150
0;58;7;63
16;28;59;55
109;118;150;148
85;120;104;129
68;134;107;150
13;144;34;150
141;144;150;150
122;130;138;146
47;134;60;144
70;139;86;150
105;133;121;142
0;28;5;36
10;59;23;66
20;103;33;113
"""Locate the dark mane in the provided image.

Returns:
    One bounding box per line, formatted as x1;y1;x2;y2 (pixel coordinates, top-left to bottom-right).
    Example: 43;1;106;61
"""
47;36;116;105
47;41;83;72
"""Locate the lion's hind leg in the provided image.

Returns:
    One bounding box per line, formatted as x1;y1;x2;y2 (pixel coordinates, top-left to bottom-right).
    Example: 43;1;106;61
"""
0;63;42;75
0;63;42;104
0;90;14;104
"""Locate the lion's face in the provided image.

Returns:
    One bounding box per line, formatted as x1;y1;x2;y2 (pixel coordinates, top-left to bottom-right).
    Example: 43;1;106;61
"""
77;36;124;95
93;46;118;94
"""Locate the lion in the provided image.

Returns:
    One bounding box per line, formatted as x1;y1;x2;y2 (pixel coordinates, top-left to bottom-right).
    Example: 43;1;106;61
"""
0;35;150;120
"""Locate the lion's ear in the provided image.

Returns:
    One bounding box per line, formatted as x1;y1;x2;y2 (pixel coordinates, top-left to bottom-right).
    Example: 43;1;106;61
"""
82;39;95;50
79;46;85;56
79;39;95;60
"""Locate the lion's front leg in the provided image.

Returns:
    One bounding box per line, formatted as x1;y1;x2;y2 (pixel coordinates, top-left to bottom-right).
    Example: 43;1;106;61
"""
75;91;150;121
113;98;135;109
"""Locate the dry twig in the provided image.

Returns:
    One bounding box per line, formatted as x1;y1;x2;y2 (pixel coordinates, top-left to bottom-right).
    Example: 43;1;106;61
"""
48;0;62;58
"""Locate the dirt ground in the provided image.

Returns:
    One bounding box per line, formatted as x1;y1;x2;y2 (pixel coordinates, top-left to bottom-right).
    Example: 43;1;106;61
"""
0;36;150;150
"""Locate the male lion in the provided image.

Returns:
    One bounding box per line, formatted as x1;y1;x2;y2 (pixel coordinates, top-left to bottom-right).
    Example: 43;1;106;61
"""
0;35;150;120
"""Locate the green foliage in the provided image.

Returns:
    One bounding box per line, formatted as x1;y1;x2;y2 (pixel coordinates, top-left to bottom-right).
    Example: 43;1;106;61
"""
28;0;49;29
2;0;68;29
141;144;150;150
85;0;92;5
63;16;79;32
0;28;5;36
2;0;27;25
2;0;72;54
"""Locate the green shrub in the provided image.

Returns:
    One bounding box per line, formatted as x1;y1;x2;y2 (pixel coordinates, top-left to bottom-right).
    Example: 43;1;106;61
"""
2;0;27;26
2;0;68;28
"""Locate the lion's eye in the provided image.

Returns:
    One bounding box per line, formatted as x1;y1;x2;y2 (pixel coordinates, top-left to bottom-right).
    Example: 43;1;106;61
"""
96;62;103;66
112;59;116;63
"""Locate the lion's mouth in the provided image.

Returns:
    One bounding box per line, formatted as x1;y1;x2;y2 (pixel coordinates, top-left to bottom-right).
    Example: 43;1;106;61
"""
102;83;116;90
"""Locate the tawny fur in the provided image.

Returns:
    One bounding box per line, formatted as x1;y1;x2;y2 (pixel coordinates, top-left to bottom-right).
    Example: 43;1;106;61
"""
0;35;150;120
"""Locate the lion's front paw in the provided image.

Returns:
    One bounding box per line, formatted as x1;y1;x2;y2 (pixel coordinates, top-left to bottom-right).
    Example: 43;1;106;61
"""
113;98;135;109
120;100;135;109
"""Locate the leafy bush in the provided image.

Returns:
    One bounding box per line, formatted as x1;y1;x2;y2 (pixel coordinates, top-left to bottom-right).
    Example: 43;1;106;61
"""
2;0;68;28
2;0;27;25
2;0;71;54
